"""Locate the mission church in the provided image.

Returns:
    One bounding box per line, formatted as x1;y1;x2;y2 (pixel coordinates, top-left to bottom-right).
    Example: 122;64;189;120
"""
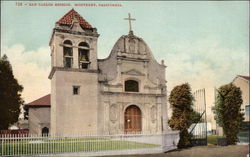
26;9;169;135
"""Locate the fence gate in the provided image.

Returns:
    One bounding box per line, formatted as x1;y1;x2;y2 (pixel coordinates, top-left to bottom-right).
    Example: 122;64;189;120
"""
189;88;207;146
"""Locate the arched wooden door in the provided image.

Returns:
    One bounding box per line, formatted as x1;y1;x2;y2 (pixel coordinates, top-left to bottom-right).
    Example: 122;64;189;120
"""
124;105;142;133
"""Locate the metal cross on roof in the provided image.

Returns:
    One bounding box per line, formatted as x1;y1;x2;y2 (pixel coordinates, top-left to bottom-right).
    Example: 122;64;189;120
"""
124;13;136;32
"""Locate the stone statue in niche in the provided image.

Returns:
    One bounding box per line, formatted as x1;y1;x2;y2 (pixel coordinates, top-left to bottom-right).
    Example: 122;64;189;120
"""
117;41;123;53
128;39;136;54
139;42;146;54
150;106;157;123
109;104;118;123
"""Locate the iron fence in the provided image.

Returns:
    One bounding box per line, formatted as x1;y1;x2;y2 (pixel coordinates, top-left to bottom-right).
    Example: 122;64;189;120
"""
189;88;207;146
0;131;179;156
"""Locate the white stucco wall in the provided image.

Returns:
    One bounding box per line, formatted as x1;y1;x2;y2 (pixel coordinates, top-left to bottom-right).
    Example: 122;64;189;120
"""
51;70;99;134
233;77;250;121
29;107;50;135
98;33;168;134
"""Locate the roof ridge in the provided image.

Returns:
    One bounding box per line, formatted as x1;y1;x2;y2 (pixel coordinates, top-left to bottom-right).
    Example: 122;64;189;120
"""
27;94;51;106
237;75;250;81
56;9;93;29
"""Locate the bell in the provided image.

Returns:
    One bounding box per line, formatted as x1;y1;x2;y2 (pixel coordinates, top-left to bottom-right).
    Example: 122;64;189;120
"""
64;51;71;57
64;54;71;57
80;55;86;61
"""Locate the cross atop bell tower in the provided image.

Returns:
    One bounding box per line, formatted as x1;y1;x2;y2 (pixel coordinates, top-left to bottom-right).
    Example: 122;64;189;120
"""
124;13;136;35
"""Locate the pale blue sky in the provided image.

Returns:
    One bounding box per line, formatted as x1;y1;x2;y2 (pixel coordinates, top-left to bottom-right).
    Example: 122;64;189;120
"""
2;1;248;56
1;1;249;105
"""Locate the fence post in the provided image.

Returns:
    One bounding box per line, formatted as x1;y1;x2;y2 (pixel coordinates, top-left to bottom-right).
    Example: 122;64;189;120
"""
0;134;2;156
204;89;207;145
1;134;4;156
5;134;7;155
12;134;14;156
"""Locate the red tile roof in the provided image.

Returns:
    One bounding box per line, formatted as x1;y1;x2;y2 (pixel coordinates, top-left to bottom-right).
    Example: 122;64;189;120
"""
238;75;250;81
27;94;50;107
56;9;93;29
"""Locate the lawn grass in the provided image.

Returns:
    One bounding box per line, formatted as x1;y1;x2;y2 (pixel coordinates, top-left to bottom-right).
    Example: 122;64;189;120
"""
0;139;158;156
207;135;219;145
208;132;249;145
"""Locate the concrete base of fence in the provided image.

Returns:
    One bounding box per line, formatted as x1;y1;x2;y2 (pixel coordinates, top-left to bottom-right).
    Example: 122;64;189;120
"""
38;148;163;157
162;131;179;152
237;142;249;145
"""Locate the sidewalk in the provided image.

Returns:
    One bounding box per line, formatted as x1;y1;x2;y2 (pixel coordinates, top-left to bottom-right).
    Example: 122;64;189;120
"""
107;145;249;157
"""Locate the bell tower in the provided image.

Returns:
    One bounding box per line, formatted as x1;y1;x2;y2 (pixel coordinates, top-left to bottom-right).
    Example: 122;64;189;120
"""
49;9;99;70
49;9;100;135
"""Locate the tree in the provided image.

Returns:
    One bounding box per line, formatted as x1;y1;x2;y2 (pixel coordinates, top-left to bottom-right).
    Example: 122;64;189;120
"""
23;105;29;120
190;110;202;124
214;83;244;145
0;55;23;129
168;83;194;148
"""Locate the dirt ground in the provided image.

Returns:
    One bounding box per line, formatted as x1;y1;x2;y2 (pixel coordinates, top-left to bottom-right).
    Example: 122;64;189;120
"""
109;145;249;157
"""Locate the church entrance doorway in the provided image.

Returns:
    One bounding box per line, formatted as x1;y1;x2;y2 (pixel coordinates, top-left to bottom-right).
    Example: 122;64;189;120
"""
124;105;142;133
42;127;49;136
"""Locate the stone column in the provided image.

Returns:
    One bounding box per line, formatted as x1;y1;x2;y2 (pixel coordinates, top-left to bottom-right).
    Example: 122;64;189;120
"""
73;47;78;68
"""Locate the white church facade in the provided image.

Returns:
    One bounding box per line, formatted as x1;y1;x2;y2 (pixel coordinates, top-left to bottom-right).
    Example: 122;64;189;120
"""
27;9;169;135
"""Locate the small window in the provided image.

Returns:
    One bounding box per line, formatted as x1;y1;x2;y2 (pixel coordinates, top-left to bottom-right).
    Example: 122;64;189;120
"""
125;80;139;92
73;86;80;95
245;105;250;116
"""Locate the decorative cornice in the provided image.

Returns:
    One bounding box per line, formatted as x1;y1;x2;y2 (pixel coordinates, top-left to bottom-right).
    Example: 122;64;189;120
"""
121;69;145;76
54;28;100;37
116;56;149;62
144;85;159;90
48;67;99;79
104;83;123;88
101;91;165;97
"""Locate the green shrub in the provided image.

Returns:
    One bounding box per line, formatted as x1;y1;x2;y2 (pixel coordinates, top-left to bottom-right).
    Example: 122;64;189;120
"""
214;83;244;145
168;83;194;148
